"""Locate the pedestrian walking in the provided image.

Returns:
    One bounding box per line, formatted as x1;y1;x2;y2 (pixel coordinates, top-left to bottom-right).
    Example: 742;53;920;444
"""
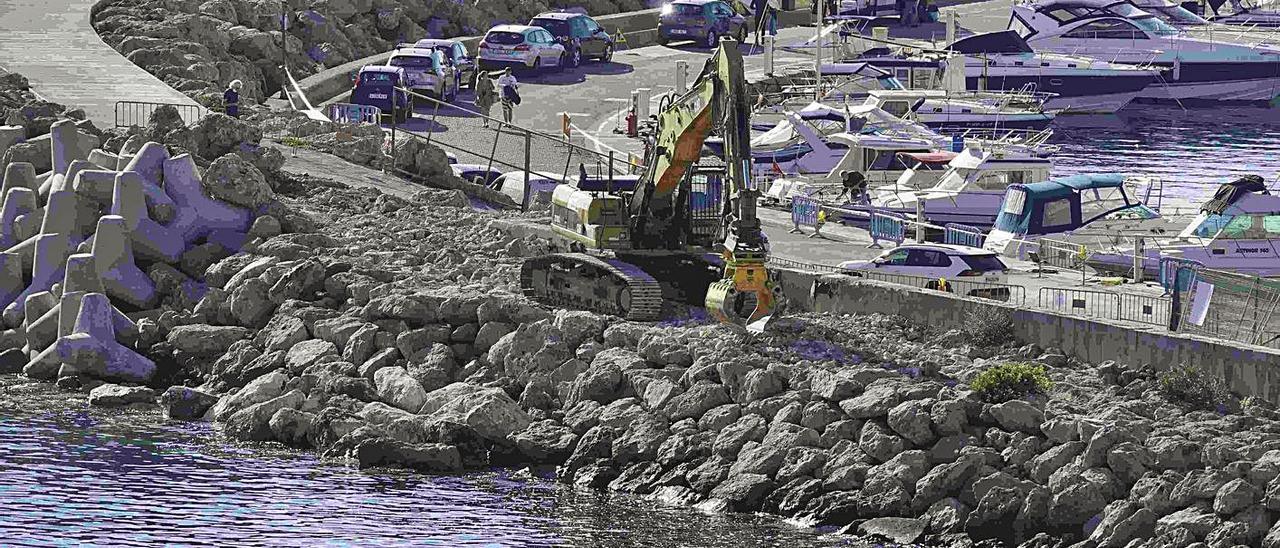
224;80;243;118
474;72;498;128
765;0;781;37
752;0;768;44
496;68;520;126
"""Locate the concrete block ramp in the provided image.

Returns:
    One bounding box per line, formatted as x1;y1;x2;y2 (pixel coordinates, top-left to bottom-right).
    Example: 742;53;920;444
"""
0;0;205;126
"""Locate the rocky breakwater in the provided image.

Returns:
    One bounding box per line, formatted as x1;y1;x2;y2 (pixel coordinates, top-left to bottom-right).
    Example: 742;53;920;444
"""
90;0;648;107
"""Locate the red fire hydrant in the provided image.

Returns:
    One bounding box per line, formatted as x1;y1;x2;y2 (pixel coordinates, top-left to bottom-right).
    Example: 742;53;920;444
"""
625;108;638;138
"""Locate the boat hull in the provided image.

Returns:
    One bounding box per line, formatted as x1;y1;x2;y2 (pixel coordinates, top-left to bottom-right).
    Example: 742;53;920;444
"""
965;73;1153;114
1134;73;1280;104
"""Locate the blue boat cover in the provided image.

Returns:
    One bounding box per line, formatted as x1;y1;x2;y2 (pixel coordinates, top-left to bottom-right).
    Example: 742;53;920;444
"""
992;173;1128;234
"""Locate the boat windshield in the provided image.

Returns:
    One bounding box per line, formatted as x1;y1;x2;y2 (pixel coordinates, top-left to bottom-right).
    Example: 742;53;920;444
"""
1143;5;1209;25
1079;185;1134;223
1183;213;1251;238
1130;15;1180;35
932;168;1034;192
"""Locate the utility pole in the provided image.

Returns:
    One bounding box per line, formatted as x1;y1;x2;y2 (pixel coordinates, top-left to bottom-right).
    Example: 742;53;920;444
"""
279;2;288;101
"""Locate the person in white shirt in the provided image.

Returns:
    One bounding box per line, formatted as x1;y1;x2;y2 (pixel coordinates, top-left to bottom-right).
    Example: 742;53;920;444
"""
496;68;519;125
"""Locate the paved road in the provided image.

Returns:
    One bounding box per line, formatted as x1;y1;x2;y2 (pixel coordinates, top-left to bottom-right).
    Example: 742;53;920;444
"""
0;0;204;127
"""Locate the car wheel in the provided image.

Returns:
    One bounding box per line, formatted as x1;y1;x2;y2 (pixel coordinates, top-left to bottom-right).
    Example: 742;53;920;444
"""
569;47;581;68
527;55;537;69
601;44;614;62
705;30;718;49
555;53;566;71
657;35;669;46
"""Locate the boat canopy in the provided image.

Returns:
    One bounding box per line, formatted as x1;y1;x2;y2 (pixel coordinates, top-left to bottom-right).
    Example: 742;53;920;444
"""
948;31;1035;54
818;63;896;77
1201;175;1270;214
991;173;1155;235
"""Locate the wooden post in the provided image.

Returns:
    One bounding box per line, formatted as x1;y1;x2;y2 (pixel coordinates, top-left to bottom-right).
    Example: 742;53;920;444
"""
524;130;532;211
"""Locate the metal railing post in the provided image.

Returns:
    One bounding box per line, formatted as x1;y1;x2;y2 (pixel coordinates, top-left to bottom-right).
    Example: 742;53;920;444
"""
524;130;532;211
1133;236;1144;284
608;150;615;185
427;99;441;146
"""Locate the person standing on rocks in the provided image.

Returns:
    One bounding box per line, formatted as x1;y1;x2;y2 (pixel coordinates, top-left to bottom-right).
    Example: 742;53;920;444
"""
475;72;498;128
224;80;243;118
497;68;519;126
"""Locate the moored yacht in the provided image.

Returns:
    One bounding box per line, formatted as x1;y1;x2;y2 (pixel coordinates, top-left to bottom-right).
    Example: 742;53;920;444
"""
851;30;1161;113
1009;0;1280;104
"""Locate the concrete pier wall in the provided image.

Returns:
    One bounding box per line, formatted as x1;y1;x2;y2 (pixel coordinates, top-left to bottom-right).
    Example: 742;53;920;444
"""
781;269;1280;403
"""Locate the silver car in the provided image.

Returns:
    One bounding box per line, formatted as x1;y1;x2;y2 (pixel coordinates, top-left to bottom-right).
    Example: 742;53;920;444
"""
478;24;566;72
387;47;457;103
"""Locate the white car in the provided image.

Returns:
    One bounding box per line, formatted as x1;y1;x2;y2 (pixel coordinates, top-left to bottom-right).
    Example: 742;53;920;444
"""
492;170;565;207
478;24;566;71
839;243;1012;297
387;47;457;103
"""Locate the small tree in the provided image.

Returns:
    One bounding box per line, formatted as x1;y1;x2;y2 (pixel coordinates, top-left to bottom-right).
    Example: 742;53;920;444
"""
971;362;1053;403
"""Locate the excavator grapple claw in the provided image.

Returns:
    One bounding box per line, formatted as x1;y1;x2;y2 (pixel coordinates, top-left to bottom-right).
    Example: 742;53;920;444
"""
706;262;780;332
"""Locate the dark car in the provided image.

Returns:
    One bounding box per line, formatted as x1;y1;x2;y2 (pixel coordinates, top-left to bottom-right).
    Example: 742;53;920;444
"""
350;65;411;123
658;0;747;48
413;38;477;89
529;11;615;67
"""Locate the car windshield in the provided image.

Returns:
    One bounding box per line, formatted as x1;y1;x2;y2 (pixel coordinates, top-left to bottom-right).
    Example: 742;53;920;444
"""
389;55;435;68
961;254;1007;272
532;18;572;36
487;31;526;45
673;3;705;15
360;72;397;85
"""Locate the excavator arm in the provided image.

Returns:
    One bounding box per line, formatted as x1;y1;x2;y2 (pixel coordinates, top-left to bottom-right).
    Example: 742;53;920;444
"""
632;39;781;329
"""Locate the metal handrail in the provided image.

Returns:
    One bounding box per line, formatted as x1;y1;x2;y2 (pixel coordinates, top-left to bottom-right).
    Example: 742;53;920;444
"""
114;100;204;128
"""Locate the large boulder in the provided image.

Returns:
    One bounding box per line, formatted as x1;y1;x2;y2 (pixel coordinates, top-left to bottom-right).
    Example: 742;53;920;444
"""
201;150;273;208
160;386;220;420
210;369;288;420
429;386;530;443
88;384;156;406
349;437;463;472
374;366;428;413
192;112;263;159
166;324;250;357
223;389;306;441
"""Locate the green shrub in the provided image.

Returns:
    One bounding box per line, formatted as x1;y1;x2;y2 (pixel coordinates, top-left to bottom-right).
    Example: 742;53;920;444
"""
1158;365;1229;411
962;306;1015;348
970;362;1052;403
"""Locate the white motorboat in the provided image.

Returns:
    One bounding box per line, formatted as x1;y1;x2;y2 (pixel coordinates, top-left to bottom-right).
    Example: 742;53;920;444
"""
1009;0;1280;104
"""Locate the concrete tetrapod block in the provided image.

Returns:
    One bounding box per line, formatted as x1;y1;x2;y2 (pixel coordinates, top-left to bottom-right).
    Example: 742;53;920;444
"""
2;232;72;327
0;252;21;309
70;167;120;207
91;216;157;309
63;160;94;191
55;292;156;384
1;186;38;250
163;153;253;245
121;142;176;216
1;162;36;198
110;172;145;232
0;126;24;160
50;120;91;177
87;149;120;171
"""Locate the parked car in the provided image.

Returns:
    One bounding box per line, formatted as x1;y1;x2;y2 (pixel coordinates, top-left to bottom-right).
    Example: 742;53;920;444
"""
838;243;1012;298
658;0;747;49
451;164;504;186
528;11;615;67
413;38;477;89
350;65;411;123
477;24;567;71
445;151;458;164
387;47;457;104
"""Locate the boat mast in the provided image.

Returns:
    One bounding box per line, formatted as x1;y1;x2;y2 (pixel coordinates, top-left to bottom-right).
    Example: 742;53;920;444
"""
815;0;824;101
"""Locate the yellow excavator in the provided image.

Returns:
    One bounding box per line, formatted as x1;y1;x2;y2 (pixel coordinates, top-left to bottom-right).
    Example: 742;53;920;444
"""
519;38;782;329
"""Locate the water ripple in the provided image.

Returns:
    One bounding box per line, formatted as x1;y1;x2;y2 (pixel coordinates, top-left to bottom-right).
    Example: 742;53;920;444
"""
0;377;864;547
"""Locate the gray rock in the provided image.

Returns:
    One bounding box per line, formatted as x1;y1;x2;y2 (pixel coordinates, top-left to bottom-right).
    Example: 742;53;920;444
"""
1265;514;1280;548
867;450;930;495
811;369;862;401
708;473;775;513
989;399;1044;434
1089;501;1157;548
914;457;980;509
268;408;315;446
223;389;305;442
713;413;767;457
923;497;969;534
358;347;400;381
349;438;462;472
611;415;669;465
1029;441;1085;484
729;442;789;477
1214;478;1261;516
563;400;602;434
698;403;742;433
358;401;414;426
211;370;287;421
202;152;273;208
930;399;969;436
860;420;907;464
1172;470;1236;507
966;486;1023;537
166;324;250;356
513;419;579;463
857;517;925;545
284;339;338;374
160;386;219;420
0;348;26;374
88;384;156;406
1048;467;1123;528
1107;442;1154;487
839;381;902;419
565;357;622;406
887;399;936;447
1040;416;1078;444
663;381;731;422
428;386;530;443
257;315;308;353
1156;504;1222;540
741;368;786;402
374;366;428;413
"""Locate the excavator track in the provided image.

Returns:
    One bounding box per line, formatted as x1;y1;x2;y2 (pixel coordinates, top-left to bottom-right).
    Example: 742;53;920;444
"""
520;253;664;321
